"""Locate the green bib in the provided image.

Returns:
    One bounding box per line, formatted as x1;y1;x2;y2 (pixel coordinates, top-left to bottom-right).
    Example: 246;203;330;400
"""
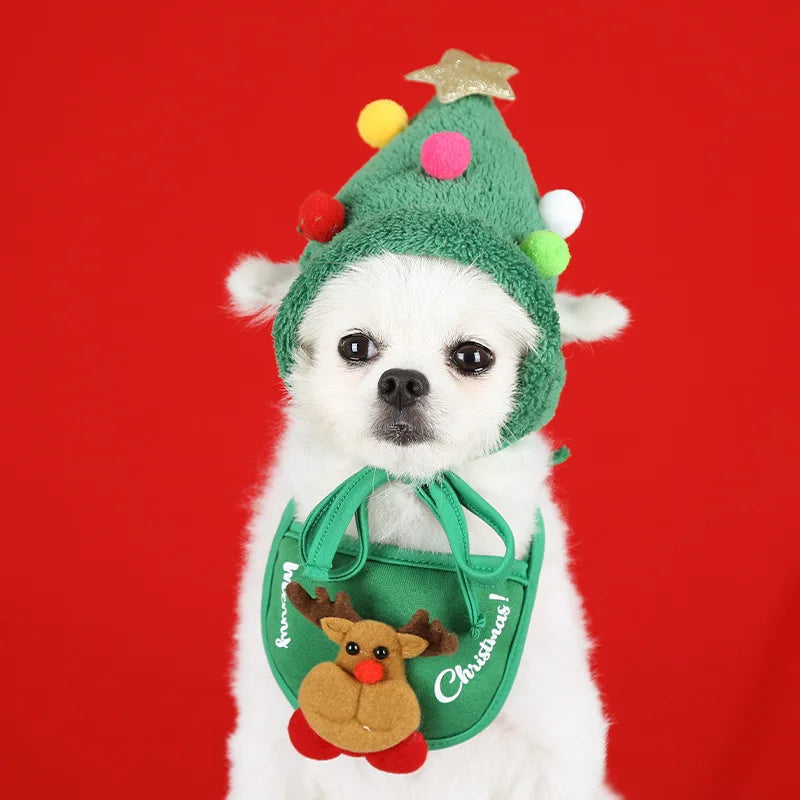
261;467;545;750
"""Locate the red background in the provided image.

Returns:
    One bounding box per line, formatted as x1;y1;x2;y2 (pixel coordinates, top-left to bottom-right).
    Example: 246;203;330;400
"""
2;1;798;797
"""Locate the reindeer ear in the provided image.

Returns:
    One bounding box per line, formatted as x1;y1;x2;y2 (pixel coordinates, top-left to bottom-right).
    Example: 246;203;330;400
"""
555;292;630;345
396;632;429;659
320;617;354;644
226;254;300;321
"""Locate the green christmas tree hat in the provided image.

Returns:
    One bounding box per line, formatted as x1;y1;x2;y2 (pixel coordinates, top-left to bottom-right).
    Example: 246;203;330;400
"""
273;49;587;443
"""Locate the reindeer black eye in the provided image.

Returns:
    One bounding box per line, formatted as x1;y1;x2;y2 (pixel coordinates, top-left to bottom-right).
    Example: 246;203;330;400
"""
345;641;360;656
338;333;378;363
450;341;494;375
373;646;389;660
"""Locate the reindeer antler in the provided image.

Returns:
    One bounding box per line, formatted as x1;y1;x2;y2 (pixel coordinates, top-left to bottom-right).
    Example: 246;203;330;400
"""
398;610;459;657
286;582;362;627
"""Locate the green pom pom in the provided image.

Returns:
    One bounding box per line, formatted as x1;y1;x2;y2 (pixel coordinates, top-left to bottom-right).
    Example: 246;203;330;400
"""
520;230;571;279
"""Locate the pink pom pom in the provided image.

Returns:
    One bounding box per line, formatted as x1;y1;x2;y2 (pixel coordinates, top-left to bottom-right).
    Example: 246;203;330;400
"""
420;131;471;180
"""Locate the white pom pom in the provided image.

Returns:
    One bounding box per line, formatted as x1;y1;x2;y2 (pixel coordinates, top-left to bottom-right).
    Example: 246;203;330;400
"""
538;190;584;239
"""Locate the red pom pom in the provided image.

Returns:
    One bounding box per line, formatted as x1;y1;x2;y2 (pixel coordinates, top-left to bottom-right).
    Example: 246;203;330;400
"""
353;659;385;684
297;191;345;242
287;709;342;761
365;731;428;774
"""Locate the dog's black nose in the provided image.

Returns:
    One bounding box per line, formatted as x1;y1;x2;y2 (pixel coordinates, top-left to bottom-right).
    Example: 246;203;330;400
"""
377;369;430;410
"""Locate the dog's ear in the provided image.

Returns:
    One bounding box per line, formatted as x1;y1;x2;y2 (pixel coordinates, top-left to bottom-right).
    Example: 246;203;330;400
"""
555;292;630;344
226;254;300;322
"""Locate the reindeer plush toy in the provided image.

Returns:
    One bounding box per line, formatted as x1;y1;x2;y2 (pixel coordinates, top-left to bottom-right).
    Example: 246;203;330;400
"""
285;583;458;773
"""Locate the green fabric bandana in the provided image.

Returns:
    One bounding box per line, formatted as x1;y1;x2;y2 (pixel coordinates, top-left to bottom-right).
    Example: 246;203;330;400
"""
262;468;545;749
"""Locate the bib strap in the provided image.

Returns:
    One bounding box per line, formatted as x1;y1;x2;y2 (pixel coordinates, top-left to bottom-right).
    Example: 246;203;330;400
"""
297;468;518;636
299;467;389;581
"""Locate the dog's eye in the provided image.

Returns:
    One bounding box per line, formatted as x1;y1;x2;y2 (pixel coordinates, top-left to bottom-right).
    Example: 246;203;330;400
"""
373;646;389;660
338;333;378;362
450;342;494;374
345;641;360;655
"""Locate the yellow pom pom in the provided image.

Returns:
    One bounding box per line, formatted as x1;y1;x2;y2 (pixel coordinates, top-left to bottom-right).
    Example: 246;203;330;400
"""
357;99;408;148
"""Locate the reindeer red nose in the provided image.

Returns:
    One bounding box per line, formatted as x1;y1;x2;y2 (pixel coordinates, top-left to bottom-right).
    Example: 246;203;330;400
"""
353;659;384;684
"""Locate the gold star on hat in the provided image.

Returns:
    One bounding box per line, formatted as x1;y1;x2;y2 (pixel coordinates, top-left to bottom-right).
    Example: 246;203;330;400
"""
405;49;518;104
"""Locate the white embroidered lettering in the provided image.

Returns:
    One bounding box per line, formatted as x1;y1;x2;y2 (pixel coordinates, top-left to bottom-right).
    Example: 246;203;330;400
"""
434;668;463;703
433;603;512;704
274;561;300;649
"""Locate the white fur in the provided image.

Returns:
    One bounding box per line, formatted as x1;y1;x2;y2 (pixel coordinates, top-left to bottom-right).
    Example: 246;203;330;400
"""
291;254;540;484
555;292;630;345
538;190;584;239
227;255;301;320
226;253;628;799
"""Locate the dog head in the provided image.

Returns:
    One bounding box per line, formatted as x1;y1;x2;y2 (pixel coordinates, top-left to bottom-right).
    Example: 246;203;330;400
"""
228;252;629;480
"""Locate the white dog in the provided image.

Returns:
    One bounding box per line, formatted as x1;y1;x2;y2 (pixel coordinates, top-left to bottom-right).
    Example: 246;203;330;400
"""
225;251;629;799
